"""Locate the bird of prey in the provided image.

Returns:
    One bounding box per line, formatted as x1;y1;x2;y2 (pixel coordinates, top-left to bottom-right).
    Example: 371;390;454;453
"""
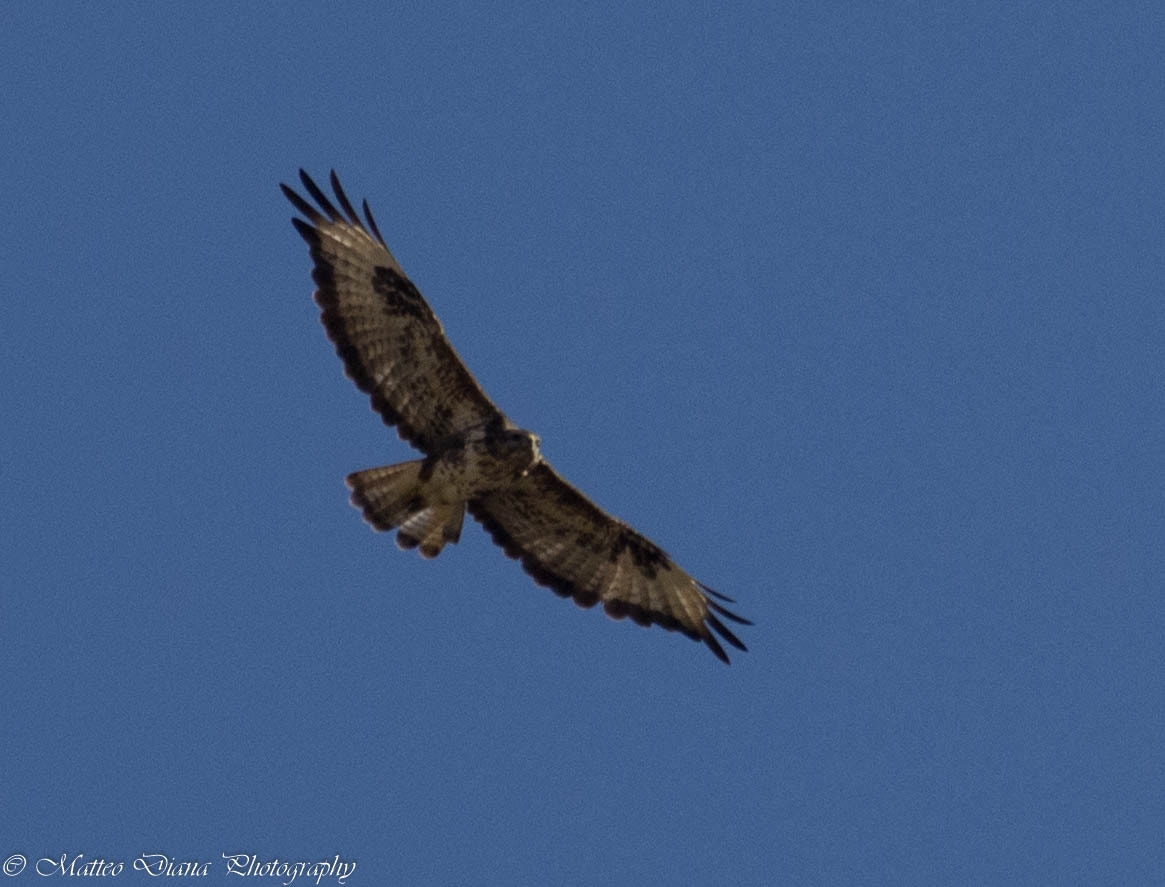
282;170;750;662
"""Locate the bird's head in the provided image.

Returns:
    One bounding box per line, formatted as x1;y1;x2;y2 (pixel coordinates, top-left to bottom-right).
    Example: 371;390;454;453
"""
502;428;542;475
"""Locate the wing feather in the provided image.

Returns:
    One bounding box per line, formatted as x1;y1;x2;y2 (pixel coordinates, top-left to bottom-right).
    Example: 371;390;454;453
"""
283;170;508;453
469;462;751;663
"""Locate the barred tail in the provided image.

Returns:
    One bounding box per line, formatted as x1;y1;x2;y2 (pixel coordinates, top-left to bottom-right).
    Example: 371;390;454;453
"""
346;462;465;558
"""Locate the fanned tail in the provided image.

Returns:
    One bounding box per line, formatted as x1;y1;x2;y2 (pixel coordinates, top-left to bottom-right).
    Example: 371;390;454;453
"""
346;462;465;558
397;503;465;558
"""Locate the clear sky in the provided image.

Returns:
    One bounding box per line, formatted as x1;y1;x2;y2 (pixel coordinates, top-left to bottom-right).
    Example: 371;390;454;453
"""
3;3;1163;885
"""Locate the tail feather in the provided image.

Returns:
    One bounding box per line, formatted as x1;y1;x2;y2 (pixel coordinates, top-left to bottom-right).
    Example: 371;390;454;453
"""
347;462;425;531
346;462;465;558
397;504;465;558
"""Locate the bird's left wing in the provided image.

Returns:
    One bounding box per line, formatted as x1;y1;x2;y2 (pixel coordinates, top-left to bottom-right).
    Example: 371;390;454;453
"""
468;462;751;663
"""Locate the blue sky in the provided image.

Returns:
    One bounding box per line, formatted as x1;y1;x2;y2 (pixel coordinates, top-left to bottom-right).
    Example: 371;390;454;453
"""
3;3;1163;884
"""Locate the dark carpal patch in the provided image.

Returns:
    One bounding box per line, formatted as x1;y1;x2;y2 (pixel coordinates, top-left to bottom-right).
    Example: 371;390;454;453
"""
608;532;668;579
372;267;434;320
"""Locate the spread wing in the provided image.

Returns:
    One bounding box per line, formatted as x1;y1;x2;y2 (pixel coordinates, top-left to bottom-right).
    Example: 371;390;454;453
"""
282;170;509;453
469;462;751;663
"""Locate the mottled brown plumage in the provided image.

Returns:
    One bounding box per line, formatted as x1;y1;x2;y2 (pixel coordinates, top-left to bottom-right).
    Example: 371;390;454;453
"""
283;170;750;663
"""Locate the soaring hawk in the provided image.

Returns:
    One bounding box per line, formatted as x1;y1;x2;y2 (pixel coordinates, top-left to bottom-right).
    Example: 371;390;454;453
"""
282;171;750;663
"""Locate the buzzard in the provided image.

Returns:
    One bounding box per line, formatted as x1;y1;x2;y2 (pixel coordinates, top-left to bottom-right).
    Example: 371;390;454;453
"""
282;170;750;663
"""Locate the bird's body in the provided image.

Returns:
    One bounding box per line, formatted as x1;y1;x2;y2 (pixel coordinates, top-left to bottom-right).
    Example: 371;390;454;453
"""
349;421;541;558
283;170;750;662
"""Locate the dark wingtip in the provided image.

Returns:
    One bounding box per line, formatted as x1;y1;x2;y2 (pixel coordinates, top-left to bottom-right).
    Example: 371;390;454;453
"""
282;182;324;226
703;632;731;664
362;198;387;246
700;582;752;625
706;612;747;654
708;598;753;626
298;169;342;221
699;582;737;604
328;170;363;227
289;216;320;245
